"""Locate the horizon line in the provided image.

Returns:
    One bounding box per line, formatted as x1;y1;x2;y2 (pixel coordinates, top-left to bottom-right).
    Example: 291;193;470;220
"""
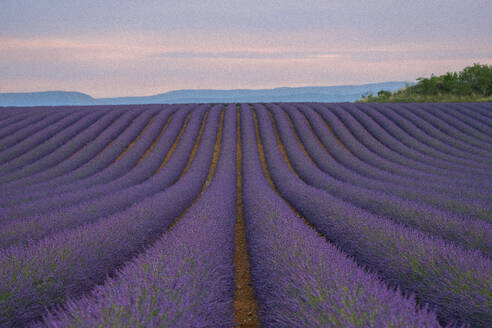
0;80;413;99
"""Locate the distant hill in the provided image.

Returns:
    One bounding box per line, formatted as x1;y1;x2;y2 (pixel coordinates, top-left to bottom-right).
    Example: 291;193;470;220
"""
0;91;96;107
0;82;408;107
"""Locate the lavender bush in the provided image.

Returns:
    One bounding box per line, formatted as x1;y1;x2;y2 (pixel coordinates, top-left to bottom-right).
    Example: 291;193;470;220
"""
241;104;441;328
254;103;492;327
0;110;122;184
0;106;221;327
0;102;489;327
36;105;237;328
264;104;492;254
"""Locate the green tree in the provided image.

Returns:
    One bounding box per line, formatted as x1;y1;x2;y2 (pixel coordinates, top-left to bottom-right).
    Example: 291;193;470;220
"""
459;63;492;96
358;63;492;102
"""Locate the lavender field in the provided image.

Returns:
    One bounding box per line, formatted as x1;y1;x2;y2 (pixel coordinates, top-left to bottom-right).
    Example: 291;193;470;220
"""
0;102;491;328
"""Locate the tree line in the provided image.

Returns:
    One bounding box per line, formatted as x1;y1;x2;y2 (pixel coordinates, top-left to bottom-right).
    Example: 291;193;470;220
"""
360;63;492;102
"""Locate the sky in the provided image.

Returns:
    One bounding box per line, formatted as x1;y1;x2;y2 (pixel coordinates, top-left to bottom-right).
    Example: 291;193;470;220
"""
1;0;492;98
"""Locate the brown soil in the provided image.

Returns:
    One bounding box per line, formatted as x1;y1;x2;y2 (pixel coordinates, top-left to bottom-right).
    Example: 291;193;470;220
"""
251;108;276;190
311;106;352;153
181;111;208;175
234;107;261;328
278;107;335;178
296;109;336;159
65;114;122;162
113;112;158;163
95;112;139;160
155;112;192;173
253;105;321;235
265;110;298;177
166;109;222;231
136;113;174;166
199;110;223;194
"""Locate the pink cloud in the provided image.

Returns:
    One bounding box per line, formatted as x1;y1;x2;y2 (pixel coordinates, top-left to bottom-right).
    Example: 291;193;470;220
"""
1;34;490;98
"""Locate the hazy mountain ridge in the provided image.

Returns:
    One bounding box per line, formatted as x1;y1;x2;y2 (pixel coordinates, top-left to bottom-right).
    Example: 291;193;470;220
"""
0;82;408;107
0;91;96;107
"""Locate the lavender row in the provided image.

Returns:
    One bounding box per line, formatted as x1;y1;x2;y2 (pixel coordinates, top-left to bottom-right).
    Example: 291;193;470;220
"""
0;112;30;130
0;108;154;199
0;108;80;135
0;109;24;123
36;106;236;328
463;103;492;123
267;104;492;253
0;108;21;119
366;102;492;164
0;108;70;138
414;103;492;150
309;104;492;193
0;110;81;155
0;107;183;219
460;102;492;118
0;105;187;211
296;104;492;203
326;102;478;179
384;103;492;166
473;102;492;117
241;105;440;327
20;106;167;193
442;103;492;138
312;103;481;184
0;106;207;247
0;106;194;226
385;103;492;162
254;104;492;327
0;105;177;206
332;103;492;182
0;109;142;201
327;104;492;182
0;106;221;327
0;110;105;176
0;110;90;165
453;103;492;134
282;104;492;223
36;106;181;193
340;103;492;190
0;110;123;184
416;103;492;152
357;102;491;171
0;110;58;141
0;109;142;193
351;103;492;172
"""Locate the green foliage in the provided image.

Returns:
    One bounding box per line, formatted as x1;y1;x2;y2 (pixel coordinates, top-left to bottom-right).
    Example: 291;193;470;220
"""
359;63;492;103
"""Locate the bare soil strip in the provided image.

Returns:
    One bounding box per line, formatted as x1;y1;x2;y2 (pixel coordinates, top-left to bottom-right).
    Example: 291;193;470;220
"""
295;108;335;159
181;111;209;176
265;110;297;176
279;108;336;177
282;110;321;166
166;110;222;232
252;106;324;236
310;106;353;153
113;112;159;163
199;110;222;194
234;107;261;328
136;113;175;166
155;112;192;173
251;108;277;190
93;112;139;160
64;114;123;163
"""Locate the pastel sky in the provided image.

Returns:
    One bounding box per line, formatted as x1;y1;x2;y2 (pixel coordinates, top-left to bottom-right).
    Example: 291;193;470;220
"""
1;0;492;98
